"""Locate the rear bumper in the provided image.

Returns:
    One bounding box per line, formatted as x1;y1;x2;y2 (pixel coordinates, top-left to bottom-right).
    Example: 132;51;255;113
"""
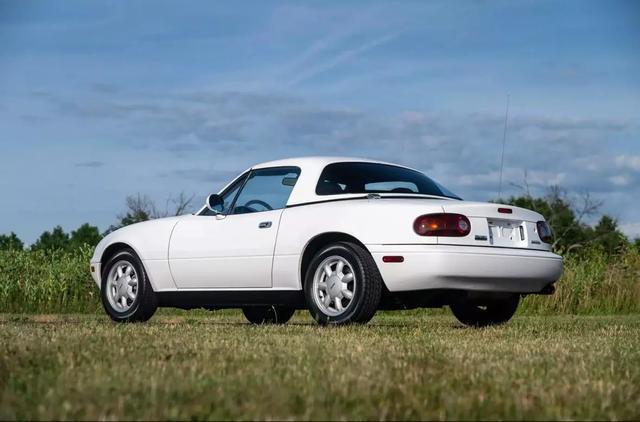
368;244;563;293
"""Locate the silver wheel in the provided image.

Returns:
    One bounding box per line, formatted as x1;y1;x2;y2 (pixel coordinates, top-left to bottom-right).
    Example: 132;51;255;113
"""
106;260;139;312
312;255;356;317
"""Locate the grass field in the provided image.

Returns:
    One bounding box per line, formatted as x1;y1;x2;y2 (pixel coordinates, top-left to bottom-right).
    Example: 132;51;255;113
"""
1;246;638;419
1;312;639;420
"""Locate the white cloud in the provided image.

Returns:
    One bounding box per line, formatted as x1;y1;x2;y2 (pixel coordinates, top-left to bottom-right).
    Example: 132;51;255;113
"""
29;87;640;213
609;175;631;186
286;33;398;87
614;155;640;172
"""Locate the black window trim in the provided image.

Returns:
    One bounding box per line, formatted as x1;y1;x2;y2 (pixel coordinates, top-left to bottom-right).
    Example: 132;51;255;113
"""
285;194;455;209
314;161;459;200
197;170;250;216
226;165;302;216
225;171;252;216
225;166;302;216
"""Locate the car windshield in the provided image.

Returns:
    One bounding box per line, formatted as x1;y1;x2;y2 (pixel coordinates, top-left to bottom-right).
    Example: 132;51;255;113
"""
316;162;461;199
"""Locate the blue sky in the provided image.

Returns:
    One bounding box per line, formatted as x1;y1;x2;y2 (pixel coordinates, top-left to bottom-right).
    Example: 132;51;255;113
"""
1;0;639;244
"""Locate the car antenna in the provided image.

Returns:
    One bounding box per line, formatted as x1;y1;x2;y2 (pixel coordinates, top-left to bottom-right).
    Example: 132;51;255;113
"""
497;94;510;200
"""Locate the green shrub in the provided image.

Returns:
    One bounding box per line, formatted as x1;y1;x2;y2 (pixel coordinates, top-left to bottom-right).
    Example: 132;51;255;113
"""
0;246;638;314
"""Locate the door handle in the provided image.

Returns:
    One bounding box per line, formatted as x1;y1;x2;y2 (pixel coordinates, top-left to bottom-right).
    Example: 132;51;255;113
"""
258;221;272;229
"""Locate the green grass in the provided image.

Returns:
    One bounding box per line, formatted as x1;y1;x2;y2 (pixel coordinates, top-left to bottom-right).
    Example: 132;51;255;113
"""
520;247;640;314
0;247;100;313
1;312;639;420
0;246;639;314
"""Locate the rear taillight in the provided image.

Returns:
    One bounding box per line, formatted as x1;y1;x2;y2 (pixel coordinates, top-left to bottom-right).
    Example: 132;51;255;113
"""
536;221;554;244
414;213;471;237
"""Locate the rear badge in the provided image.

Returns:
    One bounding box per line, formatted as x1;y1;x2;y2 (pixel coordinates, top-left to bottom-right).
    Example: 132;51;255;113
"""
475;235;488;241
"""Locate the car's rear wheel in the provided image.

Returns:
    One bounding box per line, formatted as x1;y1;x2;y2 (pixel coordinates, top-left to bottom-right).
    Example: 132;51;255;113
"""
242;306;295;324
450;294;519;327
304;241;382;325
101;248;157;323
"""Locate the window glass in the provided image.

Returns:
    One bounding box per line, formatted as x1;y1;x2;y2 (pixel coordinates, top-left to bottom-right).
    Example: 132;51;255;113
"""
364;181;418;193
316;162;461;199
200;173;247;216
219;179;245;213
231;167;300;214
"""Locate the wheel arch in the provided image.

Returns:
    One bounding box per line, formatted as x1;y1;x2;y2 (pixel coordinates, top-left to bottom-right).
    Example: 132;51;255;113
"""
101;242;137;268
99;242;156;290
299;232;384;289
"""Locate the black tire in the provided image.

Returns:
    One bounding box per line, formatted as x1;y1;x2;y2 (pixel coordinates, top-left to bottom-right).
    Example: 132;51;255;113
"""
450;294;519;327
242;306;295;324
101;248;158;323
304;241;382;325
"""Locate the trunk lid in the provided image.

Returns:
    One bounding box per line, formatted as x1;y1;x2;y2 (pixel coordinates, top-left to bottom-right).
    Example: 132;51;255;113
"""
440;201;549;251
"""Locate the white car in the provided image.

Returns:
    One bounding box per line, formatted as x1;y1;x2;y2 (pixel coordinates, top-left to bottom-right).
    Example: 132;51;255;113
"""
90;157;562;326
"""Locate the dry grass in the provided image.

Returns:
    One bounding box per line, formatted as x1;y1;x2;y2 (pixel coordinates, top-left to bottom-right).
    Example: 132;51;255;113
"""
1;312;639;420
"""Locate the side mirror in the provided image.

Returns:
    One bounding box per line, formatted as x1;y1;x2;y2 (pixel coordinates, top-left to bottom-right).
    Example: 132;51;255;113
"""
206;194;224;213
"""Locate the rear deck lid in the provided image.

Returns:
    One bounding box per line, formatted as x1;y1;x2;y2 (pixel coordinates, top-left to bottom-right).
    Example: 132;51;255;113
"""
439;201;550;251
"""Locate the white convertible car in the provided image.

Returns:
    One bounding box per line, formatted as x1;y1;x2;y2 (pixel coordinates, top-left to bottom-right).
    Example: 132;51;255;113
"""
90;157;562;326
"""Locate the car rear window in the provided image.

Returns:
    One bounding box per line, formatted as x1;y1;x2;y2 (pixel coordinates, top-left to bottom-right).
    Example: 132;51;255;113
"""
315;162;460;199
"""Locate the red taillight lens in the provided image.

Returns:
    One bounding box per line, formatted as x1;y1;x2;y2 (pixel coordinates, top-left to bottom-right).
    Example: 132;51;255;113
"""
536;221;554;244
414;213;471;237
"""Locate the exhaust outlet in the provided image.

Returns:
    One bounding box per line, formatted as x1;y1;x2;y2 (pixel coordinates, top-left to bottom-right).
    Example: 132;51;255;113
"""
539;283;556;295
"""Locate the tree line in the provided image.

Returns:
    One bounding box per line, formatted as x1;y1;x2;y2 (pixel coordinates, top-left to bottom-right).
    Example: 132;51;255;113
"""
501;187;634;254
0;189;638;255
0;193;194;252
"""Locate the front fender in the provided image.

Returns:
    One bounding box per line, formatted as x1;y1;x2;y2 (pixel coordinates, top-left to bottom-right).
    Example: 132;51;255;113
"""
90;216;186;291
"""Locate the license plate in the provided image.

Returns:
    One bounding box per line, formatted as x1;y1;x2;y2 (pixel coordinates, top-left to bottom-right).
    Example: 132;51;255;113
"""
488;219;523;245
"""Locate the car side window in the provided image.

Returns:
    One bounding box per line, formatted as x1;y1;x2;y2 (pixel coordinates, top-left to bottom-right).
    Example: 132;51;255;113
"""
219;179;245;214
230;167;300;215
200;173;248;216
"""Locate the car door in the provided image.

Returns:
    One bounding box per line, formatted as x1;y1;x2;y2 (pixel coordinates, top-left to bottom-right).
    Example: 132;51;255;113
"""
168;167;300;289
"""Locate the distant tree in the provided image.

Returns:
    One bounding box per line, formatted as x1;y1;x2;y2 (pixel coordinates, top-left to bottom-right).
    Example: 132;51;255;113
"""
0;232;24;251
501;183;628;255
591;215;627;254
502;187;598;253
161;192;196;217
105;192;195;234
635;238;640;249
69;223;102;248
31;226;69;252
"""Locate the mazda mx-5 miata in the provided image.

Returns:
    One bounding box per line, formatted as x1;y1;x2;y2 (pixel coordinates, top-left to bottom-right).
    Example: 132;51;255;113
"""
90;157;563;326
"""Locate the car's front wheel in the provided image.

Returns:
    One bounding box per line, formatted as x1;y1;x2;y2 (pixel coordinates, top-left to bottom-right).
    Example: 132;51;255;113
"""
450;294;519;327
305;241;382;325
101;248;157;323
242;306;295;324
